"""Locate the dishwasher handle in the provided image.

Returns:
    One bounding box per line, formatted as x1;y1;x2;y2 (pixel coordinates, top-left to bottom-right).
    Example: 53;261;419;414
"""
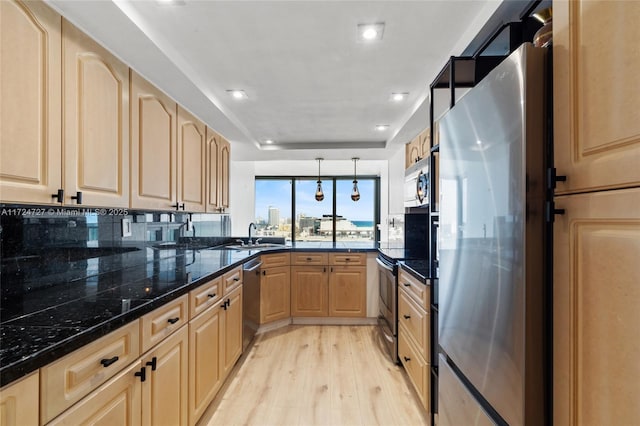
243;261;263;273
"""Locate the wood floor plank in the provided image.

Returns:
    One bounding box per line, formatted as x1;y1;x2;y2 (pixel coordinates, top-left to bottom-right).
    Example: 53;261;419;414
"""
199;325;428;426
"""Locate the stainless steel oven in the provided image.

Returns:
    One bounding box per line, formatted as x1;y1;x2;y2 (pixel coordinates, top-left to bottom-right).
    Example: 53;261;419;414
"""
376;254;398;363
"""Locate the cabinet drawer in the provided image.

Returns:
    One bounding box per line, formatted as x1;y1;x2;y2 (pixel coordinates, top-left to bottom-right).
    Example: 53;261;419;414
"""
222;266;242;295
398;323;429;411
329;252;366;266
140;294;188;353
399;268;429;309
261;253;290;268
398;288;429;360
47;361;142;426
291;252;329;266
40;321;140;424
190;276;222;319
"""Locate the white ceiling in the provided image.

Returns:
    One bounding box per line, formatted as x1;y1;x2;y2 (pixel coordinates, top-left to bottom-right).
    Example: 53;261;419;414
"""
47;0;507;161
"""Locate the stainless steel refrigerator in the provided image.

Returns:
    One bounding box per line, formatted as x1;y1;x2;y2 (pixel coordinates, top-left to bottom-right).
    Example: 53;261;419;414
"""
438;43;548;426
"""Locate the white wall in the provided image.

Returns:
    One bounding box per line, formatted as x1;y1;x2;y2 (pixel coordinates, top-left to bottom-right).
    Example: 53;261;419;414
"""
229;158;404;240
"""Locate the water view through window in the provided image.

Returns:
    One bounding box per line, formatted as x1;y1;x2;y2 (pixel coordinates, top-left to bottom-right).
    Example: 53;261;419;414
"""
254;177;378;243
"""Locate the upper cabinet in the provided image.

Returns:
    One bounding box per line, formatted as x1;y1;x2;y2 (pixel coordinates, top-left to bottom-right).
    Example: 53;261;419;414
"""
62;20;129;207
177;106;206;212
130;70;178;210
206;128;230;213
405;128;430;169
0;0;62;204
554;0;640;194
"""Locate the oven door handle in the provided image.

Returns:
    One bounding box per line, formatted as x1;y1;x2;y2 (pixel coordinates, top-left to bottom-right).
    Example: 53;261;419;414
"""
376;257;394;273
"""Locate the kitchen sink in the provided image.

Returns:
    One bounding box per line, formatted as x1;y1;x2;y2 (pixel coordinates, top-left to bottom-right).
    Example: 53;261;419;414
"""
226;243;286;251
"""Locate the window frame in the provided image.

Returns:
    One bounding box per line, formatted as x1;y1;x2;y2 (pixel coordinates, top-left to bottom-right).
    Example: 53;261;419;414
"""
255;175;380;243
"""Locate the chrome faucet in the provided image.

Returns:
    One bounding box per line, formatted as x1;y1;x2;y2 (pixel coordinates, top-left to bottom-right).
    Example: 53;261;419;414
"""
248;222;257;245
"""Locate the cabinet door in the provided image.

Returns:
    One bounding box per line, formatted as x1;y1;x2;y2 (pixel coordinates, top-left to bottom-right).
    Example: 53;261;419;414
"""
405;137;420;168
62;20;129;207
0;372;39;426
291;266;328;317
130;70;177;210
419;128;430;160
142;326;188;426
329;266;366;317
205;127;221;212
177;106;205;212
220;137;230;209
188;301;223;425
554;1;640;194
260;266;290;323
47;361;142;426
0;0;62;204
222;287;243;377
554;188;640;425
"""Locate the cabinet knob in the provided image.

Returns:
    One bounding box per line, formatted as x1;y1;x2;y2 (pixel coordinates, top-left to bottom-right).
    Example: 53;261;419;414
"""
167;317;180;324
403;356;411;362
51;189;64;203
70;191;82;205
134;367;146;382
100;356;119;368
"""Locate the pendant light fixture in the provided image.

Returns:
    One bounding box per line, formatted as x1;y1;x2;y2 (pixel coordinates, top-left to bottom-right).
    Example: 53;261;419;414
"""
351;157;360;202
315;158;324;201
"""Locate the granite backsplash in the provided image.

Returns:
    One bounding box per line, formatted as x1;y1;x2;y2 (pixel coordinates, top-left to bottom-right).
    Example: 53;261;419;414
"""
0;205;231;323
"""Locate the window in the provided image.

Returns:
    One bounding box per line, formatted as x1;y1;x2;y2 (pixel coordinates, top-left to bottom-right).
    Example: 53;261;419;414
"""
255;176;379;243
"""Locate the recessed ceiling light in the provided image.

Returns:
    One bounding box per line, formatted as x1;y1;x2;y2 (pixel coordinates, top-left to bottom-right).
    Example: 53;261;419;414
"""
156;0;185;5
390;93;408;102
264;139;274;145
357;23;385;42
375;124;389;132
226;89;247;100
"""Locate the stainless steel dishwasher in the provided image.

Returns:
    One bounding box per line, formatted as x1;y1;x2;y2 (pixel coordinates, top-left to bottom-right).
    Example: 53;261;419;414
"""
242;257;262;350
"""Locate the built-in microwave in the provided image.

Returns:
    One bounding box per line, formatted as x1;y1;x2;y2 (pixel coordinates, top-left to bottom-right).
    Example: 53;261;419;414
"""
404;157;430;208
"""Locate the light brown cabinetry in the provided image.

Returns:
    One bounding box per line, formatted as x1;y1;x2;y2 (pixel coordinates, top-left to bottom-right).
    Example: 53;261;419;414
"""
0;371;39;426
177;106;206;212
189;276;222;319
553;188;640;425
553;0;640;194
553;2;640;425
0;0;61;204
260;265;291;323
398;267;429;411
205;129;230;213
62;20;129;207
130;70;177;210
40;321;140;424
47;361;143;426
405;128;430;169
328;266;366;317
141;325;189;426
140;294;188;354
290;266;329;317
188;286;243;425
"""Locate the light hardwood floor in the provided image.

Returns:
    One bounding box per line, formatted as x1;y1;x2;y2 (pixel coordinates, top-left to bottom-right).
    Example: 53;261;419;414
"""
198;325;429;426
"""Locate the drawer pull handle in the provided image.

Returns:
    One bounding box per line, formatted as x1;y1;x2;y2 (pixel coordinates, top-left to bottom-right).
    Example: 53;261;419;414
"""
134;367;146;382
345;258;351;261
403;356;411;362
100;356;119;367
306;257;313;261
167;317;180;324
403;314;411;319
208;293;217;298
146;356;157;371
403;283;411;287
233;277;240;281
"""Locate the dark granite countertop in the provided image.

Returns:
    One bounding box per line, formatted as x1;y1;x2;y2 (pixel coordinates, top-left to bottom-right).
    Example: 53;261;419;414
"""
0;242;376;387
377;243;428;262
399;259;431;283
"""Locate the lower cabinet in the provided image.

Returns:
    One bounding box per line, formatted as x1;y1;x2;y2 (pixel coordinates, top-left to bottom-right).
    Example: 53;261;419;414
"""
328;266;366;317
260;266;291;324
141;326;189;426
48;361;143;426
188;286;243;425
48;326;188;426
0;371;39;426
290;266;329;317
